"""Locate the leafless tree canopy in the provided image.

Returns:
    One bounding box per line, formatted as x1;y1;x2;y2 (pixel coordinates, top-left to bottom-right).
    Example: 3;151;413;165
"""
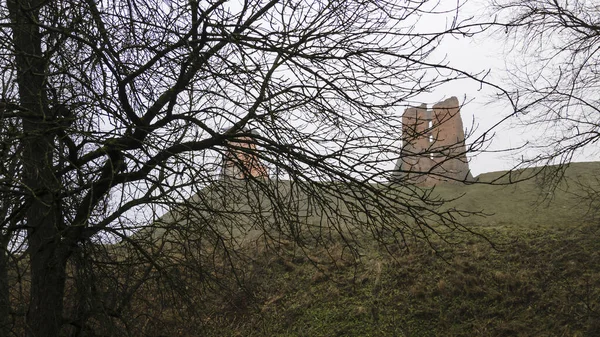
494;0;600;169
0;0;489;335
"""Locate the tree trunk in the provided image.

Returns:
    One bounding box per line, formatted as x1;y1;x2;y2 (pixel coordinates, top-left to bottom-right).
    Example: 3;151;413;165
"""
0;240;9;337
8;1;68;336
27;244;68;337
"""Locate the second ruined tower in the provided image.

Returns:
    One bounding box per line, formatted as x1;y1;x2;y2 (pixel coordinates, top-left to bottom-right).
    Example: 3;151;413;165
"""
394;96;474;185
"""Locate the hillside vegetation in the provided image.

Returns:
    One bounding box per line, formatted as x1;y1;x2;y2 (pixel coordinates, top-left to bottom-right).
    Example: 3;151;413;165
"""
194;163;600;337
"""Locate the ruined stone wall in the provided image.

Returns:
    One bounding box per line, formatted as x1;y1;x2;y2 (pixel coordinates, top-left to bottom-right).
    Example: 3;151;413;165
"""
398;103;432;184
222;135;269;180
394;96;474;185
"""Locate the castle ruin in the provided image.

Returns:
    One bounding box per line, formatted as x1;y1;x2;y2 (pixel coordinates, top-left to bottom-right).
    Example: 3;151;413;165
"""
221;129;269;180
220;97;473;185
394;96;474;185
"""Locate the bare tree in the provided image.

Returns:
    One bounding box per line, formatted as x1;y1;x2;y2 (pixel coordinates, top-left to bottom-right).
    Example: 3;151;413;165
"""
0;115;22;337
492;0;600;180
1;0;491;335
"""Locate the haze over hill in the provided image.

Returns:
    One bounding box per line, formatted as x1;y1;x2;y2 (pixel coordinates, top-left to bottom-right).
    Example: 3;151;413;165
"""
185;162;600;337
154;161;600;237
437;161;600;229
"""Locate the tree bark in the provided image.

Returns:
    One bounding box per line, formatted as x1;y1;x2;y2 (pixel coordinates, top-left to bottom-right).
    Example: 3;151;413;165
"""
8;1;68;336
0;239;9;337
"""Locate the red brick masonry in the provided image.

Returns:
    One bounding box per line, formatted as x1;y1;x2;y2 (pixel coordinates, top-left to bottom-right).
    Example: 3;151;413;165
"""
394;97;474;185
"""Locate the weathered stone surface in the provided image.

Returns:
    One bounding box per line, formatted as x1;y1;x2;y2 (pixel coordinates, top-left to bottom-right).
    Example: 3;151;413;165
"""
394;97;474;185
221;131;268;180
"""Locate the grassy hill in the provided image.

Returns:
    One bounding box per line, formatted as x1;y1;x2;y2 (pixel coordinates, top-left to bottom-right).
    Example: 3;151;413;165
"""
432;162;600;228
193;163;600;337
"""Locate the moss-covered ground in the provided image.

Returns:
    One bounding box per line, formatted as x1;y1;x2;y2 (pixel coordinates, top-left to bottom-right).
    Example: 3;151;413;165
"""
197;163;600;336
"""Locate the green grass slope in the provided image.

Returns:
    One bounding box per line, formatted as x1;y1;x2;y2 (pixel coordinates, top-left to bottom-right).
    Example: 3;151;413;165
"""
195;163;600;337
434;162;600;229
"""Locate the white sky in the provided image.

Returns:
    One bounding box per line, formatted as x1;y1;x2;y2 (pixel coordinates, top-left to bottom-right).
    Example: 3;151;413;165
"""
413;0;600;176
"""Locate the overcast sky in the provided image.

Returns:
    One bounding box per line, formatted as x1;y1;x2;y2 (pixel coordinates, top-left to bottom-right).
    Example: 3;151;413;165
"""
412;0;600;176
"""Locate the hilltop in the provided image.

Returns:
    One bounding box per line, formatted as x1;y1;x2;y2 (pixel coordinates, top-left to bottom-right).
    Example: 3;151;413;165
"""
188;162;600;337
432;161;600;229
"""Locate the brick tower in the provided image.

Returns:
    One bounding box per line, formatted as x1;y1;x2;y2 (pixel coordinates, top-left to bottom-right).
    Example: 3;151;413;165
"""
221;129;268;180
394;97;474;185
